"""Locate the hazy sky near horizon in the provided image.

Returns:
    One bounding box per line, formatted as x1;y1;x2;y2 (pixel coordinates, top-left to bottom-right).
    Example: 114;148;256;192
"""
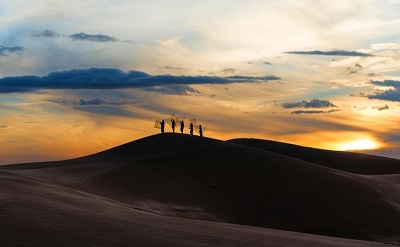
1;0;400;164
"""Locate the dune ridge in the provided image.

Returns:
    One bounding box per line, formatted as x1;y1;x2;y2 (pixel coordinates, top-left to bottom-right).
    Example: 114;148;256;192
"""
229;138;400;175
2;133;400;246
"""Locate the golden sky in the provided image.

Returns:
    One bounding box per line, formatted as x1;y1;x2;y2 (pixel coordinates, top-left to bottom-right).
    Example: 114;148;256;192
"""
1;0;400;164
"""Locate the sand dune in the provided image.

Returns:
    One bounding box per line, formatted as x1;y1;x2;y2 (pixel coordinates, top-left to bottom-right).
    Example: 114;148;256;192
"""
2;134;400;246
229;138;400;175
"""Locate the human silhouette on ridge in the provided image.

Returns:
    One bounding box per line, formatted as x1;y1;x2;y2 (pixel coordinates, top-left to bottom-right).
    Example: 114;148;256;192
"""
189;123;194;135
160;120;165;133
180;121;184;134
171;119;176;133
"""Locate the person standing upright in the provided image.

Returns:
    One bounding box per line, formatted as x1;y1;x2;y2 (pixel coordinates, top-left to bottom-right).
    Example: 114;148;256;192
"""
180;121;184;134
160;120;165;133
199;125;203;137
189;122;194;135
171;119;176;133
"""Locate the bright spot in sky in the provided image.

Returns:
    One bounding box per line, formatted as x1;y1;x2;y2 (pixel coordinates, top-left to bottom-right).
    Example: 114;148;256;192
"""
338;139;378;151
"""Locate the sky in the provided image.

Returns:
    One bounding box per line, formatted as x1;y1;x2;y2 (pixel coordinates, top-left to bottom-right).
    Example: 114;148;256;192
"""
1;0;400;164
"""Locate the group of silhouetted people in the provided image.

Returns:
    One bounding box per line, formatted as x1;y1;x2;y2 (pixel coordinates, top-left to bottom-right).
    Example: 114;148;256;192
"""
160;119;203;137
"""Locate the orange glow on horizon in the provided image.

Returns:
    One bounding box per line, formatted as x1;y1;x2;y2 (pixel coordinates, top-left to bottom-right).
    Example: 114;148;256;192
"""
337;139;378;151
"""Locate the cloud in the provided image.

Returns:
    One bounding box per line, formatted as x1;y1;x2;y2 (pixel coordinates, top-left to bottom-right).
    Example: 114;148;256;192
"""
282;99;337;109
73;105;137;117
75;98;135;106
159;66;187;71
367;80;400;102
143;85;200;95
49;97;140;117
31;30;118;42
0;125;10;129
70;32;118;42
372;105;389;111
0;68;280;93
291;109;340;115
31;30;62;38
52;98;133;106
221;68;237;75
347;63;363;74
0;45;23;56
225;75;280;81
370;80;400;88
285;50;373;57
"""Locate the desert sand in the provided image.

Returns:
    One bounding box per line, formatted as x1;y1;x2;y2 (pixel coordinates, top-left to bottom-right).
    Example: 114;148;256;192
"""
1;133;400;246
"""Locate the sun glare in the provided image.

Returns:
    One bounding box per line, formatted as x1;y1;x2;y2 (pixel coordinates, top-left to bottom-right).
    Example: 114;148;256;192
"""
338;139;378;151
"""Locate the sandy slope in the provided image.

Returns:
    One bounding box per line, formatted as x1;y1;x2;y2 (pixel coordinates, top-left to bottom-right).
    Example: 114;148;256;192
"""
0;170;395;247
2;134;400;246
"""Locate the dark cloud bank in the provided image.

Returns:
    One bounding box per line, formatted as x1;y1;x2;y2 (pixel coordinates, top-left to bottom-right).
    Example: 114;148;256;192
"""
286;50;373;57
0;68;280;93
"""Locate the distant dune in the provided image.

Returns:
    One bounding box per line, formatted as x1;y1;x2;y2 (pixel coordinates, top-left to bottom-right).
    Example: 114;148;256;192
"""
1;134;400;246
229;138;400;175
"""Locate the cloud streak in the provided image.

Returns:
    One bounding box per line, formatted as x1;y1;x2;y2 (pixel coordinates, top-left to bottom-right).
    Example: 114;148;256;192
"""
0;68;280;93
290;109;340;115
31;30;62;38
143;85;200;95
31;30;118;42
282;99;337;109
285;50;373;57
70;33;118;42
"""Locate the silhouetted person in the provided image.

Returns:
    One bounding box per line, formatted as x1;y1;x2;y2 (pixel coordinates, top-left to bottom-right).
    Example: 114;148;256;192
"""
199;125;203;137
180;121;184;134
160;120;165;133
189;123;194;135
171;119;176;133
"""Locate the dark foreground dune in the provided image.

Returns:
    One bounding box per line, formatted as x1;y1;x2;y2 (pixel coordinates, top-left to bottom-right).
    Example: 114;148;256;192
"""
1;134;400;246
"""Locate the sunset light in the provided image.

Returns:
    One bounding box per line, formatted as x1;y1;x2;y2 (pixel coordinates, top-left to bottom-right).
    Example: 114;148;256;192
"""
1;1;400;245
1;1;400;164
338;139;378;151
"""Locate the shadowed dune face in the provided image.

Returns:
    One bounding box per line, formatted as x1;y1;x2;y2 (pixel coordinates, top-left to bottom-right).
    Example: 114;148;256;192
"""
1;172;394;247
3;134;400;243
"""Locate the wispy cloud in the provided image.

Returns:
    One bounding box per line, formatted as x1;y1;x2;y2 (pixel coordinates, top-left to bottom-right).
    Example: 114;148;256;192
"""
31;30;118;42
0;45;23;56
286;50;373;57
347;63;363;74
0;68;280;93
75;98;134;106
31;30;62;38
51;98;137;106
73;105;138;117
282;99;337;109
159;66;188;71
143;85;200;95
